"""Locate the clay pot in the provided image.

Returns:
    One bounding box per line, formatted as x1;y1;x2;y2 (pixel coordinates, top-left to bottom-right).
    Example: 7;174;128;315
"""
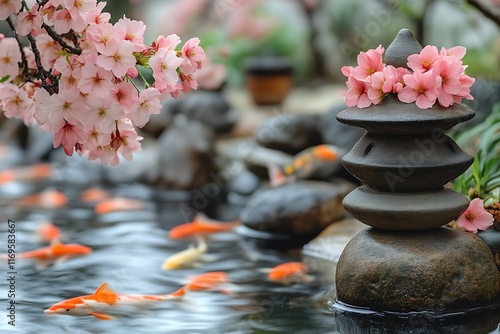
244;56;293;105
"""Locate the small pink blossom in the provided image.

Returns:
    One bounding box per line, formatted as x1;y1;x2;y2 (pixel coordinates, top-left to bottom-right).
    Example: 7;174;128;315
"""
440;46;466;60
456;198;494;234
0;0;22;21
407;45;439;73
398;71;439;109
181;37;206;74
53;120;89;156
0;38;22;79
96;39;136;78
130;88;162;128
81;97;124;133
115;16;146;52
15;6;44;36
111;81;138;113
152;34;181;52
78;63;115;97
149;47;184;91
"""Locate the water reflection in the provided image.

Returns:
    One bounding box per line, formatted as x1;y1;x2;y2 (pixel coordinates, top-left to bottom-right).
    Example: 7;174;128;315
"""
0;181;338;334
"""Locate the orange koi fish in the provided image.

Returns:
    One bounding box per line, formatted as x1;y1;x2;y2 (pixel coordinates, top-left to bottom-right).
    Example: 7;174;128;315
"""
0;163;52;184
45;272;230;320
80;187;110;203
2;242;91;268
44;282;183;320
36;221;61;243
168;213;241;240
268;144;341;187
94;197;145;215
267;262;312;285
16;188;67;209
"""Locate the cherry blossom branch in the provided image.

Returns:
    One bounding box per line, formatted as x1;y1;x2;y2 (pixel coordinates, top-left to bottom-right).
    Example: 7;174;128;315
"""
26;33;57;94
5;17;30;81
467;0;500;27
41;23;82;55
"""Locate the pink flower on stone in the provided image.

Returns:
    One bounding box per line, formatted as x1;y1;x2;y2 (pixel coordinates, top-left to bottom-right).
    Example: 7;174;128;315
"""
398;71;439;109
456;198;494;234
407;45;440;73
344;76;371;108
351;45;385;81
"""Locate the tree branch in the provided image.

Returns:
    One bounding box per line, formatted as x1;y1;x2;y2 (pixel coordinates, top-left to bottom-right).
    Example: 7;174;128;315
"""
467;0;500;27
26;33;57;94
42;23;82;55
5;17;30;81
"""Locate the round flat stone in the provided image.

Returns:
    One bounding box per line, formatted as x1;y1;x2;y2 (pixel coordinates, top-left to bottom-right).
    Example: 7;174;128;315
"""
343;186;469;230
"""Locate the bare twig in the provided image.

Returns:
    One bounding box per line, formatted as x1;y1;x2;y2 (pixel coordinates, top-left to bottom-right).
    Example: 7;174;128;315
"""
467;0;500;27
26;33;57;94
5;17;30;81
42;23;82;55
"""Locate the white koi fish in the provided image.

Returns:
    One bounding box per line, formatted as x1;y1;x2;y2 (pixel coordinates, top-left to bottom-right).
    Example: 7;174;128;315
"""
162;238;207;270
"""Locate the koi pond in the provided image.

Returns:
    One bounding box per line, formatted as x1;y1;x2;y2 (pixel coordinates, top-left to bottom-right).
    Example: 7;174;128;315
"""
1;150;500;334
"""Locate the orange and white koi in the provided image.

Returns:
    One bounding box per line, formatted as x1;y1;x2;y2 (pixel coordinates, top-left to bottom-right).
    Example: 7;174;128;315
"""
80;187;110;203
168;213;241;240
0;163;52;184
44;281;184;320
267;262;312;285
15;188;67;209
162;238;207;270
45;272;230;320
36;221;61;243
94;197;145;215
1;241;91;268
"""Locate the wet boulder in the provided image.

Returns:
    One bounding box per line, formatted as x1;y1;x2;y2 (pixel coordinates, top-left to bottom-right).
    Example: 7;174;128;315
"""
176;90;238;133
157;121;216;190
255;114;323;154
336;227;500;312
240;179;355;235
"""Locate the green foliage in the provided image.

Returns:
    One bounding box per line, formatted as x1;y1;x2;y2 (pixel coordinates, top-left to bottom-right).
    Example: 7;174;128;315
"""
454;103;500;205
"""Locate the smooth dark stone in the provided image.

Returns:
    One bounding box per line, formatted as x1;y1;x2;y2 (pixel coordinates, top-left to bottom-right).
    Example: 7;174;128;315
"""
343;186;469;230
342;132;473;191
240;179;354;234
176;90;238;133
156;121;215;190
255;114;323;154
336;95;475;135
227;169;261;196
384;28;423;68
318;104;365;151
336;227;500;312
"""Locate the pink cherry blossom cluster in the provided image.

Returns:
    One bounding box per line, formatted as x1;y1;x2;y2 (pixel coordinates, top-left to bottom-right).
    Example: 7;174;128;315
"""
0;0;207;165
341;44;475;109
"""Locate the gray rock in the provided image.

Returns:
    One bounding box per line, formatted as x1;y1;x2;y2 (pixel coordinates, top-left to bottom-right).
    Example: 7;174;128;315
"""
176;90;238;133
227;169;261;197
318;105;364;151
157;121;216;189
241;143;294;179
240;179;355;235
255;114;323;154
